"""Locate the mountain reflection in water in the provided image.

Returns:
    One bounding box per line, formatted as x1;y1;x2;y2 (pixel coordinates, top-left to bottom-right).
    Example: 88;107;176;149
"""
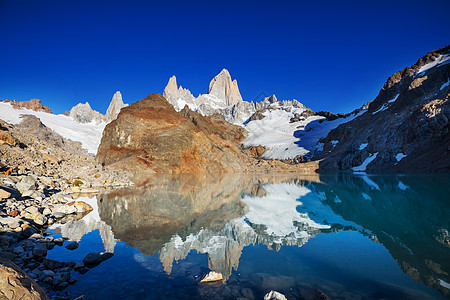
51;174;450;299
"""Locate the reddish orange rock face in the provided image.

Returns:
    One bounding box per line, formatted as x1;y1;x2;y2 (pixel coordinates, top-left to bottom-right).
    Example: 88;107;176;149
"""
3;98;52;113
96;93;253;173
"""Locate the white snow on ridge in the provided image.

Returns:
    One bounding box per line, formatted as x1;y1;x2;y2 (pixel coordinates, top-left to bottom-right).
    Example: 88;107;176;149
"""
243;107;363;160
0;102;105;154
372;103;389;114
353;152;378;172
242;107;320;159
362;193;372;200
417;54;450;75
439;279;450;290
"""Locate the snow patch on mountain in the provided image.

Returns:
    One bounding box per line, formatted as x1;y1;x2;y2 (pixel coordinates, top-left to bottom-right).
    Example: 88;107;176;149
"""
353;152;378;172
417;54;450;75
0;102;105;154
395;153;407;162
359;143;368;150
243;107;364;160
440;79;450;90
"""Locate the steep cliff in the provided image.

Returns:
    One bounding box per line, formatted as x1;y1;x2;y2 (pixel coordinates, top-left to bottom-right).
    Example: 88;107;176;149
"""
316;45;450;173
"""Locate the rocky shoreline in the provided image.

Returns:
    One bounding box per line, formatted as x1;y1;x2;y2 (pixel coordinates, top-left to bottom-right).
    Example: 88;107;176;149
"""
0;169;130;299
0;115;132;299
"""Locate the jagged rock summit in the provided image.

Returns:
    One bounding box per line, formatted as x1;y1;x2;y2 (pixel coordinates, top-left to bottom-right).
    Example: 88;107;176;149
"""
163;76;197;111
67;102;105;124
66;91;128;124
207;68;243;106
162;69;306;124
105;91;128;123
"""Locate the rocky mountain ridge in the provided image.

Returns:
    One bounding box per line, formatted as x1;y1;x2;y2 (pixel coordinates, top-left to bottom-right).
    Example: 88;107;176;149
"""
163;69;307;124
315;45;450;173
64;91;128;124
2;99;52;113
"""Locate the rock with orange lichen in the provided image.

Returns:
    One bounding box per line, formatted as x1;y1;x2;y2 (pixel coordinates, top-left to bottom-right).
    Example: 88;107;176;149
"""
3;98;52;113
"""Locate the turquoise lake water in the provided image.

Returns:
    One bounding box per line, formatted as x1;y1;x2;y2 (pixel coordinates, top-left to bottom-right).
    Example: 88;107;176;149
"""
46;174;450;299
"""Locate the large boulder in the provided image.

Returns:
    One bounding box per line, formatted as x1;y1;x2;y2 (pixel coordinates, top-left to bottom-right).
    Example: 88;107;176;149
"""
16;176;37;193
0;257;49;299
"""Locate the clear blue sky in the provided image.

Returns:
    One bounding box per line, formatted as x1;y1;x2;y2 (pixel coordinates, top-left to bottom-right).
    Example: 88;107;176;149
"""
1;0;449;114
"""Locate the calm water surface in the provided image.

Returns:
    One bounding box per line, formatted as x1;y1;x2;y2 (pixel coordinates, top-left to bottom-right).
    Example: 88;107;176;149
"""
46;174;450;299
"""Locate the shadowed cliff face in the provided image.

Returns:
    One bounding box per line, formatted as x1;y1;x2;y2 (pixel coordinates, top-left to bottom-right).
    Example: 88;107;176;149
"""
96;93;252;173
317;45;450;173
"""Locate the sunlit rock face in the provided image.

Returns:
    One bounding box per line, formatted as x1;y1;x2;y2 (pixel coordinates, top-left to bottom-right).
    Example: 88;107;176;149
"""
67;102;105;124
96;93;251;173
105;91;128;123
207;69;243;106
162;69;308;124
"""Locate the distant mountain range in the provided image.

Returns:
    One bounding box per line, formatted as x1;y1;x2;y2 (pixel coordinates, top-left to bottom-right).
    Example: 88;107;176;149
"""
1;45;448;173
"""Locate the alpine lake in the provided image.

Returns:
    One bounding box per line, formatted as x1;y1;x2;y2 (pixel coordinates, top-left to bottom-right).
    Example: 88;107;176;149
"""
46;174;450;299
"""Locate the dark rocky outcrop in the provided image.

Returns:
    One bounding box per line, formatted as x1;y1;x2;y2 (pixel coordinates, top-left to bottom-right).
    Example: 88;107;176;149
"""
316;45;450;173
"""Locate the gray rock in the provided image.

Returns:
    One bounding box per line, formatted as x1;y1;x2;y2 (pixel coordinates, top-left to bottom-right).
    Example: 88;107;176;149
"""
12;246;24;254
42;269;55;277
25;206;39;215
42;258;65;270
33;214;48;226
0;217;21;229
241;288;255;300
52;212;66;219
32;244;47;257
16;176;37;193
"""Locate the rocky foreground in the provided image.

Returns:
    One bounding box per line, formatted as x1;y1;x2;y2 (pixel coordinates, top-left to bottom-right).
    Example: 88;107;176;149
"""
0;115;132;299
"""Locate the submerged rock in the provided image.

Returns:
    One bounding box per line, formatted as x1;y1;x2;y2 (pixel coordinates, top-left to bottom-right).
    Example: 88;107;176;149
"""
65;241;79;250
83;252;114;267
